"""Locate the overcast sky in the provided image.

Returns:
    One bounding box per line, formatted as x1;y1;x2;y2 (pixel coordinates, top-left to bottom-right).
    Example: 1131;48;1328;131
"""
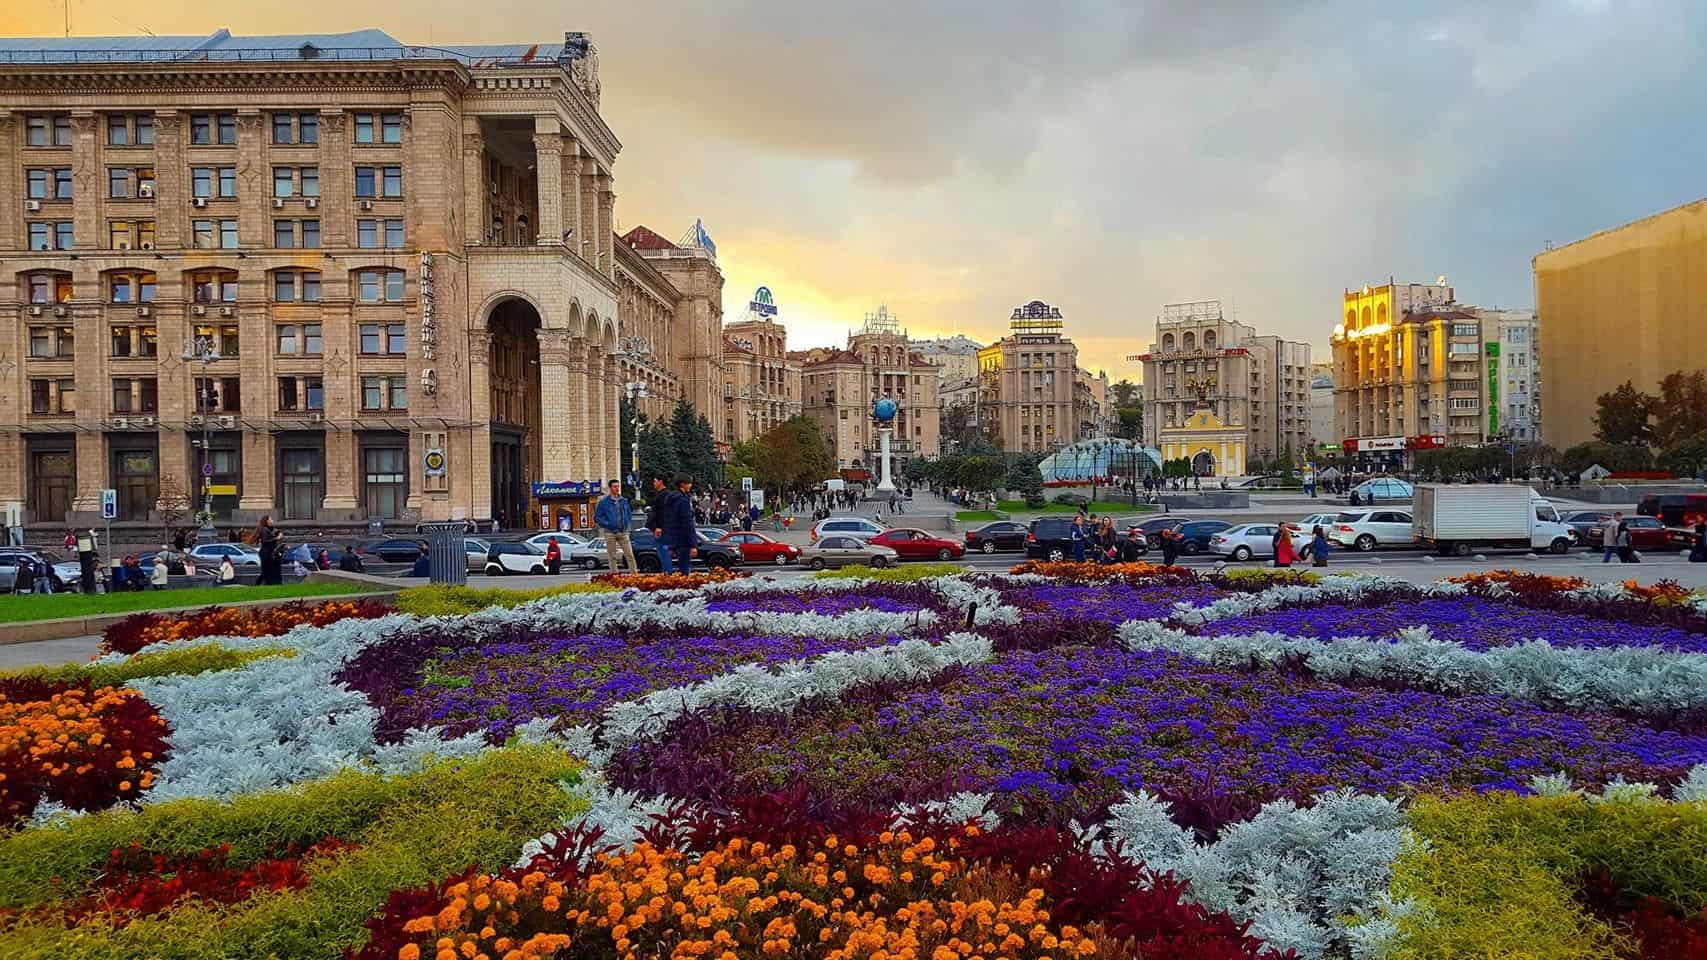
6;0;1703;380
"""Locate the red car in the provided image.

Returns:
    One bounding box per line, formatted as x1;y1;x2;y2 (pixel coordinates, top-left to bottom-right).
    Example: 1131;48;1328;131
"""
868;528;965;561
1588;515;1671;550
720;531;800;565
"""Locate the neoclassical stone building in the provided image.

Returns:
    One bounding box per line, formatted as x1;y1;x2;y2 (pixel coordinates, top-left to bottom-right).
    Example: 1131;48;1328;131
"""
0;28;706;532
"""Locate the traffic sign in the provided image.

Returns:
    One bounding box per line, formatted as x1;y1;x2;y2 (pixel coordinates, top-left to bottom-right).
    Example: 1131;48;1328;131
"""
741;476;753;492
100;489;118;520
201;463;215;477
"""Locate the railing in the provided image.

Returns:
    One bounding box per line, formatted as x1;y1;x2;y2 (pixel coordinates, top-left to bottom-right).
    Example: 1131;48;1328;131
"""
0;45;561;67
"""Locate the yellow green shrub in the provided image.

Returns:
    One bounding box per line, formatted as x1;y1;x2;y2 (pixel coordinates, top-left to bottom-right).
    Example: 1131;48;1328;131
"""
393;581;615;618
0;743;584;960
0;645;293;688
814;563;964;582
1215;567;1320;587
1378;792;1707;959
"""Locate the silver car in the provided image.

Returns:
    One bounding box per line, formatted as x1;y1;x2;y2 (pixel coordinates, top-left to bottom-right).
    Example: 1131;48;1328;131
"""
188;542;262;567
1208;523;1311;561
798;535;899;570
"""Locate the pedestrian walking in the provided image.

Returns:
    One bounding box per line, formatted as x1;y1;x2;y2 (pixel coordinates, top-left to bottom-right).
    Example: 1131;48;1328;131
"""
1617;520;1637;564
595;480;638;571
1159;527;1180;566
661;473;698;575
544;537;562;575
1309;525;1331;568
1602;512;1622;563
1272;524;1296;568
1070;515;1088;563
218;554;238;585
255;515;283;585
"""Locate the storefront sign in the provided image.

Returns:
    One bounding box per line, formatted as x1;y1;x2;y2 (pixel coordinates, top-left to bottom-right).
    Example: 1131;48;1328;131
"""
419;252;437;394
207;484;238;496
532;480;602;499
1359;436;1407;453
1409;435;1447;450
423;448;446;477
1485;342;1500;436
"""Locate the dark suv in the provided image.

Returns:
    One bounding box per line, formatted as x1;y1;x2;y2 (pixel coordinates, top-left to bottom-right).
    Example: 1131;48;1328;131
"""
1025;517;1081;561
630;529;744;572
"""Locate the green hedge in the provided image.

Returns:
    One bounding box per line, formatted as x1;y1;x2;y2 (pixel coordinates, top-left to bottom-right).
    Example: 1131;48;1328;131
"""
0;744;584;960
393;581;616;618
0;645;293;689
1378;792;1707;959
813;563;964;582
0;582;374;624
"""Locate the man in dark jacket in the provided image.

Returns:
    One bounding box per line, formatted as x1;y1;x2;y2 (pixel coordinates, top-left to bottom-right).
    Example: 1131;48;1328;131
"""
337;545;365;572
645;475;674;573
659;473;698;575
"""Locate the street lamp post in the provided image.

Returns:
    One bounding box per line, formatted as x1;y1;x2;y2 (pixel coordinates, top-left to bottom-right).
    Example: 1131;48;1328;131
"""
613;335;654;495
181;335;221;532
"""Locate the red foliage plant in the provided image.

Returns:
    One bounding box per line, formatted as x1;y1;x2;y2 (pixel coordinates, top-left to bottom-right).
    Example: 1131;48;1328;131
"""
1577;867;1707;960
0;678;170;828
10;837;356;928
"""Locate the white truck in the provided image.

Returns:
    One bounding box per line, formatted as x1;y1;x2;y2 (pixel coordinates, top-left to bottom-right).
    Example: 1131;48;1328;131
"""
1413;484;1577;557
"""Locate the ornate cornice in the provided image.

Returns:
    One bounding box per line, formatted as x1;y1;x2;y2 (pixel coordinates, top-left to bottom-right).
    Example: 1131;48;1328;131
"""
0;61;470;97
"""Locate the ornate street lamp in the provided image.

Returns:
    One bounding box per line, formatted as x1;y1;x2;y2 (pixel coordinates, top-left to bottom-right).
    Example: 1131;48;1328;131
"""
181;335;222;531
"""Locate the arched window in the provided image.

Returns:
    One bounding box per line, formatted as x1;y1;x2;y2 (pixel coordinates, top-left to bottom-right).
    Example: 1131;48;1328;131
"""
516;214;531;246
491;214;506;246
272;269;322;303
106;270;156;304
1182;332;1196;351
1161;333;1175;353
355;268;405;304
1203;330;1216;350
22;270;73;304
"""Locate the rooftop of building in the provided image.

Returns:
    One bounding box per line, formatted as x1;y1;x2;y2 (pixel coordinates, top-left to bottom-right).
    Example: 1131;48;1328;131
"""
1533;195;1707;264
0;28;589;67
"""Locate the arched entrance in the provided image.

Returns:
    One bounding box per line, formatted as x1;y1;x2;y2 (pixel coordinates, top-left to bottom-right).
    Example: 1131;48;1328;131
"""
488;299;543;528
1191;450;1216;476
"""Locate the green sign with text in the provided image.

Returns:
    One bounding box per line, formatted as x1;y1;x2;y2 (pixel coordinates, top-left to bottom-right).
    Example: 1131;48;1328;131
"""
1485;342;1501;436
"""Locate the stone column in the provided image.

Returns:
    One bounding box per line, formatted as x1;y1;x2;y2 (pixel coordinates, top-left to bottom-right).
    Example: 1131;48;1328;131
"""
606;355;622;483
467;331;494;521
596;175;615;278
579;158;598;268
72;431;105;514
462;119;487;246
70;112;102;249
152;112;186;249
238;431;275;516
563;141;583;259
319;291;359;513
538;329;584;481
531;118;564;246
323;432;360;518
583;341;605;481
236;111;269;248
319;111;352;248
0;112;17;250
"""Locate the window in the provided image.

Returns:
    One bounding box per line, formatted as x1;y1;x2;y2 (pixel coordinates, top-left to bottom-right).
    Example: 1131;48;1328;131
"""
354;165;402;197
271;166;319;198
381;113;403;143
273;167;293;197
382;166;402;197
194;323;240;357
27;222;74;250
359;322;407;355
109;323;158;358
26;273;73;304
29;378;75;415
192;219;240;249
191;166;238;198
112;379;133;413
272;112;318;144
277;324;298;355
108;220;155;250
356;269;405;303
1451;323;1479;337
278;377;299;411
140;378;158;413
108;272;156;304
305;376;324;409
273;270;322;303
303;324;322;356
26;115;72;147
362;376;382;410
302;219;321;248
357;218;406;248
362;445;408;519
389;378;409;410
27;167;73;200
28;327;50;358
108;115;130;145
298;113;318;144
352;112;398;144
272;218;321;249
190;271;237;303
108;166;155;199
189;113;237;146
1449;397;1478;411
300;167;319;197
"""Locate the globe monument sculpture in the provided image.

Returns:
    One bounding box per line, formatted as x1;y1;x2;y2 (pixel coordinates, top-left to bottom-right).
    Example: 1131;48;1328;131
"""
873;396;899;495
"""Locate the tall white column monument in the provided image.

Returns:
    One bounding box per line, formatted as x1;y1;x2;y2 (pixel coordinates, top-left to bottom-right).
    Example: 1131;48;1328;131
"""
873;396;899;495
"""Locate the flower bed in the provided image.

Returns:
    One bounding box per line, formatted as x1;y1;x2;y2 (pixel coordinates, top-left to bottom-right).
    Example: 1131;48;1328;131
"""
0;678;170;828
8;567;1707;960
101;598;392;655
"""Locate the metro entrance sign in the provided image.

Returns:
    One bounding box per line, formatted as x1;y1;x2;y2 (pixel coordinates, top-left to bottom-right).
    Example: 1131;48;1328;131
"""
100;489;118;521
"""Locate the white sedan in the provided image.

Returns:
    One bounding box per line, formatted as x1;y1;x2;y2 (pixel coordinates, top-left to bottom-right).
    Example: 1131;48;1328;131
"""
1327;509;1414;552
187;542;262;567
1297;513;1339;531
1208;523;1311;561
524;531;590;552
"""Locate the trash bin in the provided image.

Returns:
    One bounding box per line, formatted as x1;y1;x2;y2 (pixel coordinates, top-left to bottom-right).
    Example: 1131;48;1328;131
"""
419;521;468;586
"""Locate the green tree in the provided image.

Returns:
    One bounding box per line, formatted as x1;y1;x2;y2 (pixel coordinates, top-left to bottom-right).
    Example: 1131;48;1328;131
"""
1110;379;1139;407
956;455;1007;494
903;457;930;484
635;421;680;488
1116;406;1143;441
750;416;835;496
1653;370;1707;449
1559;440;1654;477
1593;381;1656;446
1658;436;1707;480
1005;454;1046;508
666;399;718;487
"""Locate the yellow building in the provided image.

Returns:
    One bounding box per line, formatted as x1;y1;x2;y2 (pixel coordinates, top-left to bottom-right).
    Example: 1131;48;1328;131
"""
1331;280;1488;458
1534;198;1707;449
1157;407;1245;477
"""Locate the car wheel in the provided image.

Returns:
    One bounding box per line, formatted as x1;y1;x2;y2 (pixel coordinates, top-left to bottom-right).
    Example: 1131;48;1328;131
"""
638;556;662;573
582;558;600;570
484;564;504;577
1231;546;1252;561
1047;548;1066;562
809;557;826;570
1355;535;1377;552
708;556;731;569
937;547;953;561
773;553;790;565
1452;541;1473;558
530;565;546;575
981;541;995;554
870;556;888;568
1183;541;1202;555
1550;537;1571;555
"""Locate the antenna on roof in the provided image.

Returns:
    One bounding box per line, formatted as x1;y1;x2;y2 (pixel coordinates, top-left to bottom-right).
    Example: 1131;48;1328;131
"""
63;0;71;37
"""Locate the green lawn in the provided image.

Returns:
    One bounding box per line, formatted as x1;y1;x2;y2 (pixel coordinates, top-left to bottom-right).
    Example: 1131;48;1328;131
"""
995;500;1155;515
955;510;1001;522
0;580;378;624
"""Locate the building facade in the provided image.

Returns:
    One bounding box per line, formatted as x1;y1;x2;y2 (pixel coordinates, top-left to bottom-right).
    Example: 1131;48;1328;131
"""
1074;367;1112;439
721;288;801;444
911;333;981;386
1136;300;1311;470
617;224;724;441
1332;281;1495;464
1476;308;1540;443
795;307;942;472
0;29;675;533
976;300;1080;454
1533;199;1707;449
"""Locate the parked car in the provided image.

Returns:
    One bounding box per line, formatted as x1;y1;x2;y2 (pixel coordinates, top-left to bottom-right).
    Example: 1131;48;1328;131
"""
567;537;610;571
1128;515;1191;538
1637;493;1707;529
1587;515;1672;551
1174;520;1235;555
1025;516;1079;562
462;538;493;572
1297;513;1340;531
523;531;590;552
1328;509;1414;552
964;521;1029;554
720;531;800;565
810;516;888;542
1235;475;1301;489
359;538;428;564
1208;523;1311;561
188;542;262;567
699;527;730;542
1563;510;1613;541
1350;477;1413;502
798;535;899;570
0;550;77;592
483;541;548;576
284;542;348;567
868;528;965;562
628;529;744;571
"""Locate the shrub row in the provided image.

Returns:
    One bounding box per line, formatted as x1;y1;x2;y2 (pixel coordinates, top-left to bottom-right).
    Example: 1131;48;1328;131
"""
392;582;616;618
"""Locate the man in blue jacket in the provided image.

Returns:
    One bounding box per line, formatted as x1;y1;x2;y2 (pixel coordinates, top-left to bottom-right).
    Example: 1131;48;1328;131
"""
594;479;637;571
658;473;698;575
